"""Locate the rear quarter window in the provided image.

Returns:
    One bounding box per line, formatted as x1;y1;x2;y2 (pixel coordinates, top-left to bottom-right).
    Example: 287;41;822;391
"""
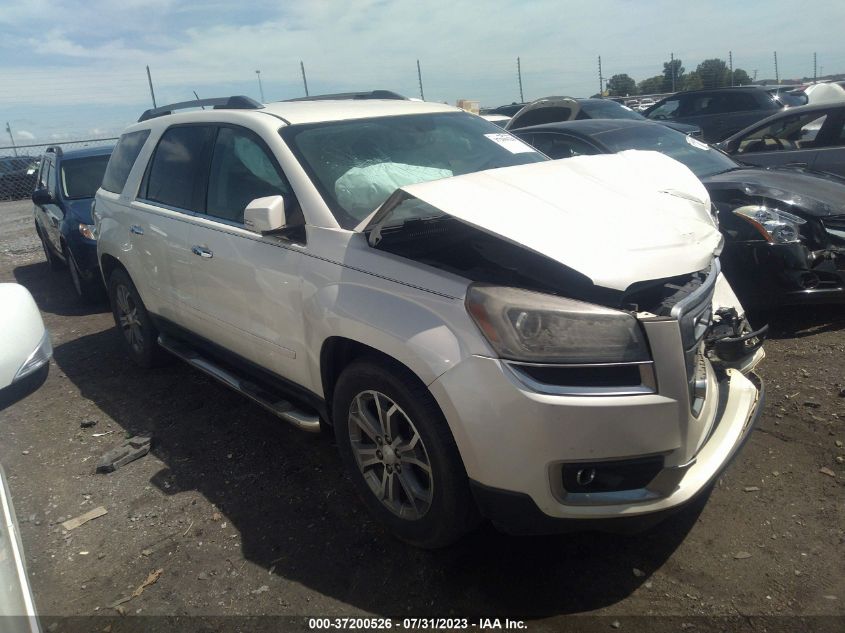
102;130;151;194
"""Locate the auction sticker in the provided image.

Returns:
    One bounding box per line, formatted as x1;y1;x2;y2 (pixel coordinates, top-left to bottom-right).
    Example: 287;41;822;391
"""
485;133;535;154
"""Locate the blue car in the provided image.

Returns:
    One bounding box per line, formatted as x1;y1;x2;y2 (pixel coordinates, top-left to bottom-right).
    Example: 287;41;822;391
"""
32;145;113;302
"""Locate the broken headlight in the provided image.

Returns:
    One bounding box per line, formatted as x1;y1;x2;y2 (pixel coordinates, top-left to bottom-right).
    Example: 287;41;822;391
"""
732;205;805;244
466;285;650;363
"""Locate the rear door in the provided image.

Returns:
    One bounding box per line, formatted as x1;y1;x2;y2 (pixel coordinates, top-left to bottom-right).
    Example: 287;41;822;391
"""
182;124;307;384
38;156;64;256
131;125;214;323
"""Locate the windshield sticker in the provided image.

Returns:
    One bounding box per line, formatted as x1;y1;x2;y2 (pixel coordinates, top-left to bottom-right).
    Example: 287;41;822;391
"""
685;135;710;151
485;133;535;154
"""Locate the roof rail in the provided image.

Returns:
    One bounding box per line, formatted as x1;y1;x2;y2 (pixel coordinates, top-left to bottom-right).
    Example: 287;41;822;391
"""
138;95;264;122
284;90;408;102
45;145;63;157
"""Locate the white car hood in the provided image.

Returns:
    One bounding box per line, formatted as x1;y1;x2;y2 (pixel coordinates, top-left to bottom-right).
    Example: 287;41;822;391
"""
379;150;721;291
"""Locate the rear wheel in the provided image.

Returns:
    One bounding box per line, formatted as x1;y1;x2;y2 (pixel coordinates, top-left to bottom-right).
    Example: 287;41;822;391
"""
333;358;479;548
107;268;167;368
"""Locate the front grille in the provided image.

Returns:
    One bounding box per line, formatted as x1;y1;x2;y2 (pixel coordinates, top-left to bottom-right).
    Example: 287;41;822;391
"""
670;260;719;413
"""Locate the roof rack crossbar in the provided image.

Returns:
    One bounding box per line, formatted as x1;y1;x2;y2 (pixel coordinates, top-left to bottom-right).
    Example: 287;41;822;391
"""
138;95;264;122
284;90;408;102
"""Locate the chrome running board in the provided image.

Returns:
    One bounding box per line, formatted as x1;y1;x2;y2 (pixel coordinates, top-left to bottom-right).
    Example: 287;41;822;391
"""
158;334;321;433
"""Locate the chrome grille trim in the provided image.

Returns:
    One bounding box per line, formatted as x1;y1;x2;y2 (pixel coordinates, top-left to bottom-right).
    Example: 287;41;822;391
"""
670;260;720;412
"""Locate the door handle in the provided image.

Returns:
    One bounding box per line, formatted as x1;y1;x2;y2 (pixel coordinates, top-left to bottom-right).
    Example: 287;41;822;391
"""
129;225;144;235
191;245;213;258
49;216;59;227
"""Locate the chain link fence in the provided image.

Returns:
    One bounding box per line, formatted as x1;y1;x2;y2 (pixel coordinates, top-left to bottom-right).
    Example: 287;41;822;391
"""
0;138;117;201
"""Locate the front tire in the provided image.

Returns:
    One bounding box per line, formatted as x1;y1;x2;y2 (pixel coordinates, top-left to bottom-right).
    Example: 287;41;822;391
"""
333;358;479;548
107;268;166;368
67;247;102;303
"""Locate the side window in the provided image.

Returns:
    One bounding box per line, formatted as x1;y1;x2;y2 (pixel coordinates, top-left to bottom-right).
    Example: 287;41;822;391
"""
102;130;151;194
529;133;600;160
37;158;50;190
144;126;216;211
739;112;831;153
647;99;680;120
723;92;759;112
45;160;55;195
206;126;300;225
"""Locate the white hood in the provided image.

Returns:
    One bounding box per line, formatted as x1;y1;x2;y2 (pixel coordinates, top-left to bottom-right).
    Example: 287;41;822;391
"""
384;150;721;291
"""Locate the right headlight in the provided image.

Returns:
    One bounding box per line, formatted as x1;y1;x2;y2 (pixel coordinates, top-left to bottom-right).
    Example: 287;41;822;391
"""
732;205;805;244
465;285;650;364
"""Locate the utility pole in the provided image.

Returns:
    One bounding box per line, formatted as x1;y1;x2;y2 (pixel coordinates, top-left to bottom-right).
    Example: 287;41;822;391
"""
597;55;603;96
5;122;17;156
729;51;733;86
670;52;675;92
813;52;817;82
416;59;425;101
255;70;265;102
146;65;157;108
753;69;758;82
300;61;309;97
774;51;779;84
517;57;524;102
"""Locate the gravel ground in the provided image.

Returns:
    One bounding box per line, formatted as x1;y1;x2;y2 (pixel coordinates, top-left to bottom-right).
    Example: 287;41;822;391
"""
0;199;843;631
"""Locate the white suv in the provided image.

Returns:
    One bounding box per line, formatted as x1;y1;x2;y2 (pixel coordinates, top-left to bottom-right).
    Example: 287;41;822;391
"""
95;94;765;547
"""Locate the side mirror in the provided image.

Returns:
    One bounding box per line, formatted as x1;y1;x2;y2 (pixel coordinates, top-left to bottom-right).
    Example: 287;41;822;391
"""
31;188;53;205
244;195;286;234
720;138;740;154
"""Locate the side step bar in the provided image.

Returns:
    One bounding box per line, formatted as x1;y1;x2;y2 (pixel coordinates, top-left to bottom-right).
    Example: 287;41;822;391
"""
158;334;321;433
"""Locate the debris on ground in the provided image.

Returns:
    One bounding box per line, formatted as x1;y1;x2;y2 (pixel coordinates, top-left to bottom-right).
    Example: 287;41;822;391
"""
819;467;836;478
61;506;108;531
632;568;645;578
80;419;98;428
132;568;164;598
733;551;752;559
743;486;761;492
251;585;269;595
96;436;152;473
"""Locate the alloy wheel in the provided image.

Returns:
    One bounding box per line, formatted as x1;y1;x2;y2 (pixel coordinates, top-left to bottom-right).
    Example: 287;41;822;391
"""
348;390;434;520
115;284;144;354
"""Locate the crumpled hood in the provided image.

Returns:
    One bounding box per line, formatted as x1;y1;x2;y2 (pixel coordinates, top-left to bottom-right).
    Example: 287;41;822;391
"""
393;150;721;291
703;167;845;217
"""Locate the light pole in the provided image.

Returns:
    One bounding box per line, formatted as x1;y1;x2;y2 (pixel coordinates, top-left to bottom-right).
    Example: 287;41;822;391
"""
5;122;18;157
255;70;265;103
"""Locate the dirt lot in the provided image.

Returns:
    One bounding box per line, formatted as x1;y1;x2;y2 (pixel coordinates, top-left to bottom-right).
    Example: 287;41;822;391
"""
0;199;843;631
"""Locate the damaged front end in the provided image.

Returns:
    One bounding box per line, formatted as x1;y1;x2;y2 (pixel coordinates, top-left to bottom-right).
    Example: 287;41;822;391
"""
709;174;845;308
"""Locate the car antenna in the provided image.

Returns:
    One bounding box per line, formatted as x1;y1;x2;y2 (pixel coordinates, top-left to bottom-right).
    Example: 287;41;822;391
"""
193;91;205;110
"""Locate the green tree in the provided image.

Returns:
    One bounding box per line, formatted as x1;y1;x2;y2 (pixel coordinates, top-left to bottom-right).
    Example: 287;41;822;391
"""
662;58;685;92
683;71;704;91
638;75;664;95
696;58;732;89
606;73;637;96
733;68;752;86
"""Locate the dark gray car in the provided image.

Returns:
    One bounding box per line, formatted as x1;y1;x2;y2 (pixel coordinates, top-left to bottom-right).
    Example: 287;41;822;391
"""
643;86;789;142
715;102;845;177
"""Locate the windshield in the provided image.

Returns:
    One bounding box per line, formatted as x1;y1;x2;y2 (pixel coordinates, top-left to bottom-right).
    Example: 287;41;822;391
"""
771;90;808;107
593;125;739;178
281;112;546;228
577;100;644;121
60;154;111;199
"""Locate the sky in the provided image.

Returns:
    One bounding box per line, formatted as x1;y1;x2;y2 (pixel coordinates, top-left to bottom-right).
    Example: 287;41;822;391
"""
1;0;844;144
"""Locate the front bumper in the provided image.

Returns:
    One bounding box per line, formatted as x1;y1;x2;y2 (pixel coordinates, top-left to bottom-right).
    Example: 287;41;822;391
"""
721;240;845;307
64;232;100;281
429;331;764;528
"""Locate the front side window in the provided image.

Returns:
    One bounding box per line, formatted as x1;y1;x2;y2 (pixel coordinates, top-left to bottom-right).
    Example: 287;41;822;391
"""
647;99;680;120
102;130;149;194
61;155;111;199
145;126;215;211
738;112;831;153
282;112;545;228
206;127;295;224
